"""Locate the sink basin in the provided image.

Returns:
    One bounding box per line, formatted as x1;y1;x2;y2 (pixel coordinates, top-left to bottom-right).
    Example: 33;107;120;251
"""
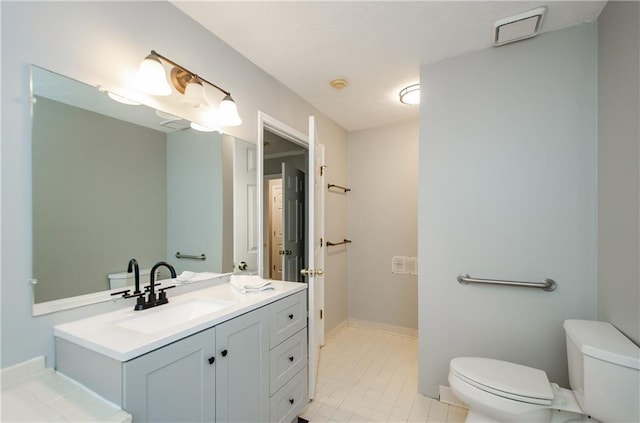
114;298;234;334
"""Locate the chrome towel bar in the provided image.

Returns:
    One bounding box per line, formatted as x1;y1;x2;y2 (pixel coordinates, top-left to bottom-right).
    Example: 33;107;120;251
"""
175;252;206;261
457;273;557;292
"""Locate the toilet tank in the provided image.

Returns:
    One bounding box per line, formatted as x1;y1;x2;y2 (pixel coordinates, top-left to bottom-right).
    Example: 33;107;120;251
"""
108;268;154;290
564;319;640;423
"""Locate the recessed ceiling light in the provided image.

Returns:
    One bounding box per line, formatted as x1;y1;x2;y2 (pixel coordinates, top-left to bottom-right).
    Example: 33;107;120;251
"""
399;84;420;105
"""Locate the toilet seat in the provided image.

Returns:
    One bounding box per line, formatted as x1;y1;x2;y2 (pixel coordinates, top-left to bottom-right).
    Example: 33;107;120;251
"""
450;357;554;406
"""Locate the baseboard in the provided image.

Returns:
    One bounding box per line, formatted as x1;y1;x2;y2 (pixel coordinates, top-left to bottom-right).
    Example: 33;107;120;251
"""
324;319;349;341
439;385;467;408
347;318;418;337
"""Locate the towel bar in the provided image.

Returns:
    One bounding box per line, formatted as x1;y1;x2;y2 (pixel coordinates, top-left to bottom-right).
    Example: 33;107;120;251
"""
457;273;557;292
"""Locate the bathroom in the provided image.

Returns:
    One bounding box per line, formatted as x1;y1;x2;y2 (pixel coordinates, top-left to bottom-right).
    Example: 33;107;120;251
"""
2;1;638;422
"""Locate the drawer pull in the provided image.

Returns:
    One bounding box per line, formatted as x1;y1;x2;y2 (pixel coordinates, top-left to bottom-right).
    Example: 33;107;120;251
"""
289;356;294;362
289;398;294;405
208;356;215;365
288;314;294;319
221;349;228;357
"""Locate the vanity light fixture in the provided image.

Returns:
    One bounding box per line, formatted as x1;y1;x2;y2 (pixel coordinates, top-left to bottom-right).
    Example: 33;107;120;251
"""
138;50;242;126
399;83;420;105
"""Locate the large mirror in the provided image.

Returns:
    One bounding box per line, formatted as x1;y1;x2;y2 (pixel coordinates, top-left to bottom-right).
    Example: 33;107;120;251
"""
31;65;256;314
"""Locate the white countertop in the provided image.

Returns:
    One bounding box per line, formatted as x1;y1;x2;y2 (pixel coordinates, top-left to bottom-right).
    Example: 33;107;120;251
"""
54;281;306;362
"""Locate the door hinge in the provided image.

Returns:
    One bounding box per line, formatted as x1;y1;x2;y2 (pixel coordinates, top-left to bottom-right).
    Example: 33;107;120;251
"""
320;309;323;319
320;237;323;247
320;165;327;176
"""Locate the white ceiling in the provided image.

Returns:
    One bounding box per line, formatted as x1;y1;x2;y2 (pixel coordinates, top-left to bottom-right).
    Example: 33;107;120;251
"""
173;1;606;132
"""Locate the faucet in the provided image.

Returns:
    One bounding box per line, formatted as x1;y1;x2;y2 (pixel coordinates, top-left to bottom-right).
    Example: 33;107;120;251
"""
139;261;176;309
127;258;141;294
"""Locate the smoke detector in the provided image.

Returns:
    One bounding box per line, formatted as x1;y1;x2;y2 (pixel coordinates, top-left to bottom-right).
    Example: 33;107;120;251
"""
330;78;348;90
493;7;546;46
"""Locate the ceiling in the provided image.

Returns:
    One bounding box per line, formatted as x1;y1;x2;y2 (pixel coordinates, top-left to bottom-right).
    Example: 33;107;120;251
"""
173;1;606;132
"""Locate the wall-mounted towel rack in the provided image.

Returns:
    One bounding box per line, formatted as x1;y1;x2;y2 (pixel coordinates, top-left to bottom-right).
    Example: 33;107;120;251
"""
175;252;207;261
457;273;557;292
328;183;351;193
326;239;352;247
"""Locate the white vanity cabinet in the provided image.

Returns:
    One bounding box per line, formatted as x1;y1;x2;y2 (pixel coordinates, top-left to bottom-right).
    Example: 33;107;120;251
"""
123;326;216;422
55;288;308;423
214;305;269;422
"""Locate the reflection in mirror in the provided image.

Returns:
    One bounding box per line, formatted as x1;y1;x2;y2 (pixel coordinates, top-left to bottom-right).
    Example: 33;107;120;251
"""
31;65;250;313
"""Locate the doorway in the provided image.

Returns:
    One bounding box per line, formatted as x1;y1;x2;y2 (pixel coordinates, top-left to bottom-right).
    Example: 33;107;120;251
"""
262;129;308;282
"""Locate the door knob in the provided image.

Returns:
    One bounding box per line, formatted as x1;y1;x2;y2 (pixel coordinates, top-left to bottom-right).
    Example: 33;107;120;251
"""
300;269;311;276
316;269;324;276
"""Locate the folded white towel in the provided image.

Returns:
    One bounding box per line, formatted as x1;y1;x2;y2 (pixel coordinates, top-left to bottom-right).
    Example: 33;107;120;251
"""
229;274;274;294
176;271;219;284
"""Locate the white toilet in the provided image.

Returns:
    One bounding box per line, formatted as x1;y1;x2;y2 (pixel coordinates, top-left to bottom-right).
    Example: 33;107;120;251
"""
448;320;640;423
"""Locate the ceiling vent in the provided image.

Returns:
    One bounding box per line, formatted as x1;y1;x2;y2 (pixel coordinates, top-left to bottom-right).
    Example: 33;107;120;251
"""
493;7;546;46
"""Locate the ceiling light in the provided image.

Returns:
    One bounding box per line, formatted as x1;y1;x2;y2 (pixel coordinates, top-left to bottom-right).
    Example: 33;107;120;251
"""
399;84;420;105
138;50;243;126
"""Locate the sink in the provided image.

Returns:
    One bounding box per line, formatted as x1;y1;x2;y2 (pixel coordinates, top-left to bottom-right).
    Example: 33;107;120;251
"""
114;298;234;334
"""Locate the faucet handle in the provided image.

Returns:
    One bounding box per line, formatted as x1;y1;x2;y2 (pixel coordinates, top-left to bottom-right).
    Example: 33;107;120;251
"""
110;289;131;298
144;283;160;292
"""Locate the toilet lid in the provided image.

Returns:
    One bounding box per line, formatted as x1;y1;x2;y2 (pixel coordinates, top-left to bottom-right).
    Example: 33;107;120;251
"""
450;357;554;405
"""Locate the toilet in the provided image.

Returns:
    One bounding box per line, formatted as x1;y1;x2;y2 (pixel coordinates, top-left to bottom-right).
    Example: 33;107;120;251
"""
448;320;640;423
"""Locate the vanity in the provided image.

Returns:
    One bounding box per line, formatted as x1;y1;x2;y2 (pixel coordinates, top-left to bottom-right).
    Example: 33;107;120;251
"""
54;281;308;423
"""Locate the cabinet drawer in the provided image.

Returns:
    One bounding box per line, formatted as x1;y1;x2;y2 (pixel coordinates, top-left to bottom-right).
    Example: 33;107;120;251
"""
269;290;307;347
269;368;308;423
270;328;307;394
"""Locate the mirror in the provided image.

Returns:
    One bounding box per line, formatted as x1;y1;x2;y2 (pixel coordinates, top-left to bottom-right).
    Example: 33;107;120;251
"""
31;65;254;313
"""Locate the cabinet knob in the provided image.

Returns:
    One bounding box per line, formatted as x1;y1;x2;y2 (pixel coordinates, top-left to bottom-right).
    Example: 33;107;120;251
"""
289;398;294;405
288;314;294;320
208;356;215;365
289;356;294;362
221;349;228;357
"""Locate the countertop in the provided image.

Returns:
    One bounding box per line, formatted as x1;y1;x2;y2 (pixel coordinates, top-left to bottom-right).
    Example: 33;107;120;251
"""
54;280;307;362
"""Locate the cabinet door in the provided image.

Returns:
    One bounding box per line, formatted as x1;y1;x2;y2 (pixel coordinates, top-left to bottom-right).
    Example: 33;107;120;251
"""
123;327;216;423
215;307;269;422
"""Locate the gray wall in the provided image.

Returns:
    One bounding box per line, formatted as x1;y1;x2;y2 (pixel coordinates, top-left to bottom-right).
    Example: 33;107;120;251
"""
418;23;598;397
166;130;226;274
347;120;418;329
1;1;348;368
32;97;166;302
597;1;640;345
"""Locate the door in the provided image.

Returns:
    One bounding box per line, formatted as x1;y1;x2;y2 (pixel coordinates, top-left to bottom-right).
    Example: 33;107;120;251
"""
304;116;325;400
233;139;258;272
123;327;216;423
282;163;305;282
215;307;269;422
269;179;283;280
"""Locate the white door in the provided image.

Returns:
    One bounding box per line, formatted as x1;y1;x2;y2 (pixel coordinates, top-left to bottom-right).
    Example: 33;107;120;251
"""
282;163;305;282
305;116;325;400
269;180;283;280
233;139;258;273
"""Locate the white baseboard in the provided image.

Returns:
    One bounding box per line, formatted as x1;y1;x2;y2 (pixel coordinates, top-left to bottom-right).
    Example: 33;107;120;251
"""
324;319;349;342
347;318;418;337
439;385;467;408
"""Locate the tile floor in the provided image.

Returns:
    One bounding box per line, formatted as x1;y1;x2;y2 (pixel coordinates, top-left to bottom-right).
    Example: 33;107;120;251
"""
299;324;467;423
